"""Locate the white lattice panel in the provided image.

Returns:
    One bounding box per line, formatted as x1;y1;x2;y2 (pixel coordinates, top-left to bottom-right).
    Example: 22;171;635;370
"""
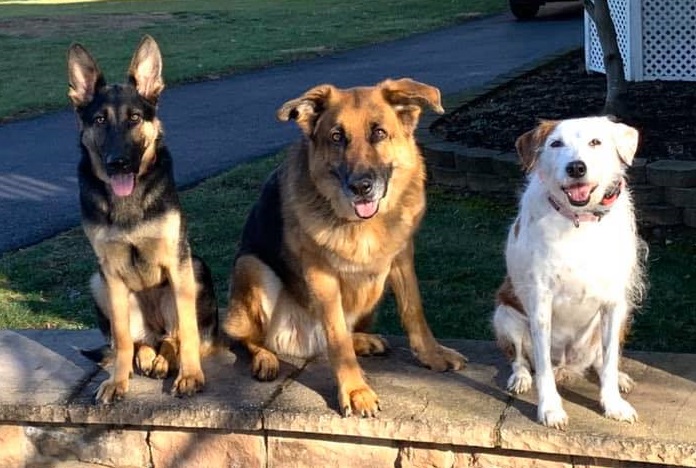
584;0;696;82
642;0;696;80
584;0;638;80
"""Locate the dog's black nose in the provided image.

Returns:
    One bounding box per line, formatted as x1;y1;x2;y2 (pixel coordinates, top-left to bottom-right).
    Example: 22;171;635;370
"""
565;161;587;179
347;175;374;197
106;157;132;173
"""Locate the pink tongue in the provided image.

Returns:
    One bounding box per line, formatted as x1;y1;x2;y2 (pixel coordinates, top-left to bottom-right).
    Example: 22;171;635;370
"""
354;200;379;219
110;173;135;197
565;184;591;203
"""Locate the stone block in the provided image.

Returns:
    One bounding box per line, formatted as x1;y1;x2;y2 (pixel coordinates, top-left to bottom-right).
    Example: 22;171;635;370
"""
683;208;696;228
647;160;696;188
636;205;683;226
471;451;573;468
268;434;398;468
431;166;467;188
630;185;663;206
0;424;28;468
421;142;458;169
491;152;523;179
25;426;149;468
149;429;265;468
665;187;696;208
626;158;647;184
467;172;520;195
455;147;500;173
396;444;456;468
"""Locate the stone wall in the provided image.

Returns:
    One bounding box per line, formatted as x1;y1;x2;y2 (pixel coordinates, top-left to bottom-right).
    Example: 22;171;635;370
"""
1;330;695;468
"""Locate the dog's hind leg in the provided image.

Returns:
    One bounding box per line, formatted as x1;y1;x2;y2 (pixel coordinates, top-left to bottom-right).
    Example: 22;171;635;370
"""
493;304;533;394
224;255;281;381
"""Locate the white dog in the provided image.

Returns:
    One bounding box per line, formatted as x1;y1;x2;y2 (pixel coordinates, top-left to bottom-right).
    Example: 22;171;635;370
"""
493;116;646;429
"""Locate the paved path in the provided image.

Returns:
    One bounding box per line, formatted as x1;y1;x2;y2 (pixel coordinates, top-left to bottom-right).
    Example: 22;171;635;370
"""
0;7;582;253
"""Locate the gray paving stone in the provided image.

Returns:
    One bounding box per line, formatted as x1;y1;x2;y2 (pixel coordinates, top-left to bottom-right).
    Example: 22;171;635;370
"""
636;205;683;226
68;347;304;431
627;158;648;184
647;160;696;188
420;142;458;169
430;166;467;188
630;185;664;206
491;152;524;179
0;330;102;422
263;338;507;448
665;187;696;208
499;352;696;466
455;147;501;173
467;172;521;195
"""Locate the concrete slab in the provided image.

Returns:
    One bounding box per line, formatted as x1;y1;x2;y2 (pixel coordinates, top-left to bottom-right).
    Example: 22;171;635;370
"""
499;352;696;466
68;345;306;431
263;338;510;448
0;329;102;423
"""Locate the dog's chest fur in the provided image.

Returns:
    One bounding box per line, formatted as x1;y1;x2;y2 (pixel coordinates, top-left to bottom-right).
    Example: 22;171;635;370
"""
508;178;638;320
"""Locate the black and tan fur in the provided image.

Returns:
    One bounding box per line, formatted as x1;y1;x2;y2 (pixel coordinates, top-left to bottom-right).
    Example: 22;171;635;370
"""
224;78;467;417
68;36;217;403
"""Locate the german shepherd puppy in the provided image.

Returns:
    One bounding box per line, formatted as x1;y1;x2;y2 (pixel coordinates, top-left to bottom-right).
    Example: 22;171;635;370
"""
224;79;467;417
67;36;217;404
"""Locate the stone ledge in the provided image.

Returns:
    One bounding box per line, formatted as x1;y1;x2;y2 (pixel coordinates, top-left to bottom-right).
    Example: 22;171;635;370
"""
0;330;695;467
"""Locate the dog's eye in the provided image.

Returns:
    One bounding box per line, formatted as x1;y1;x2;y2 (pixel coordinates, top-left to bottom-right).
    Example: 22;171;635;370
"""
129;114;142;124
550;140;564;148
372;127;388;142
589;138;602;147
94;115;106;125
330;130;345;144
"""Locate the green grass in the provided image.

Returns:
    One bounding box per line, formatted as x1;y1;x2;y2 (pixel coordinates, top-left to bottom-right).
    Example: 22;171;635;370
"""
0;0;506;120
2;153;696;352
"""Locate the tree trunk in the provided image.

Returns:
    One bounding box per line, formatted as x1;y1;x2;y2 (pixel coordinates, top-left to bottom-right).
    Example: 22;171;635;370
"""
585;0;629;117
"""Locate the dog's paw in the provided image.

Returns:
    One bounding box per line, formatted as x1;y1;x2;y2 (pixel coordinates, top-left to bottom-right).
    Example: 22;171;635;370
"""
151;354;171;379
507;370;532;394
172;368;205;397
603;395;638;422
339;384;380;418
353;333;390;356
95;377;128;404
618;371;635;394
135;346;157;377
415;344;467;372
538;404;568;430
252;349;279;381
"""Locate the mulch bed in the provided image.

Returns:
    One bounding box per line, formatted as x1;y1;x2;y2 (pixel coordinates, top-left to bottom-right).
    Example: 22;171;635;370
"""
432;49;696;161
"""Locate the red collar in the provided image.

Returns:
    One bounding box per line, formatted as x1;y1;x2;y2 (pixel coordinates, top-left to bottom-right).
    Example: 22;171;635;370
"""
547;179;625;228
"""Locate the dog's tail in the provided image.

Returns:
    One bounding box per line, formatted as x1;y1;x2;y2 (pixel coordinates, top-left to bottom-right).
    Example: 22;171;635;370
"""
80;344;113;366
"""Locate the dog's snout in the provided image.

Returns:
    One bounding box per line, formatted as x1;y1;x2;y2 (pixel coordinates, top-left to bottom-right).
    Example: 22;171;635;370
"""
106;156;132;173
565;161;587;179
347;175;374;197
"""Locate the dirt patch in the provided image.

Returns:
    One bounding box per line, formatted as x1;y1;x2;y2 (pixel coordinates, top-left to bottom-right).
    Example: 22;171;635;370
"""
432;49;696;161
0;12;174;38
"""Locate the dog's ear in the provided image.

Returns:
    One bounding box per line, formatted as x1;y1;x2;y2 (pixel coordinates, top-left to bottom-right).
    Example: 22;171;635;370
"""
277;84;334;135
612;122;639;166
128;35;164;103
380;78;445;133
515;120;558;173
67;43;105;108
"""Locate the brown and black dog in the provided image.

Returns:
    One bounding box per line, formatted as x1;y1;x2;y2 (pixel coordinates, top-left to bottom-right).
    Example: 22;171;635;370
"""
67;36;217;404
224;78;467;416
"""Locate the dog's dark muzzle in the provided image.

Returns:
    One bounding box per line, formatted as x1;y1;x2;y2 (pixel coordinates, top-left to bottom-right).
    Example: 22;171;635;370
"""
105;155;135;176
333;164;392;219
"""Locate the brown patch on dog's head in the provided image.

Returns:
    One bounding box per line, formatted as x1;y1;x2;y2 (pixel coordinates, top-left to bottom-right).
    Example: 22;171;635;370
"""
278;78;443;220
515;120;559;173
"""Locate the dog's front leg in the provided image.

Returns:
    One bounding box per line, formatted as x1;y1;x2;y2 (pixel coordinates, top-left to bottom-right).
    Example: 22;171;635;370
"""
528;294;567;429
307;265;379;417
168;258;205;396
388;242;467;371
96;275;133;404
599;302;637;422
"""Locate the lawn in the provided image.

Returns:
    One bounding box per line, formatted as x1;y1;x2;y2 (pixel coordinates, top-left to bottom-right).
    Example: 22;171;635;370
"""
0;0;506;120
1;152;695;353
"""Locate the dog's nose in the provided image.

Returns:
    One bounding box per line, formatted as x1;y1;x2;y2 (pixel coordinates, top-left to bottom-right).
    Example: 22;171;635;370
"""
106;157;132;173
347;175;374;197
565;161;587;179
